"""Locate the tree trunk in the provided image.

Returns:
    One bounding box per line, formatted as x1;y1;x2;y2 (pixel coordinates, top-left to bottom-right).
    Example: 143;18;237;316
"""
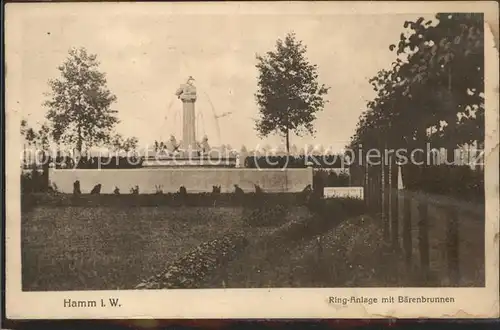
446;65;455;165
418;200;430;282
77;124;83;153
41;151;49;192
285;129;290;155
284;107;290;155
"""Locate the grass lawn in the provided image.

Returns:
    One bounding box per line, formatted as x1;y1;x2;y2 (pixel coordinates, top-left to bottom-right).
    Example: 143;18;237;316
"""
200;214;400;288
23;197;480;290
22;206;246;291
21;203;412;291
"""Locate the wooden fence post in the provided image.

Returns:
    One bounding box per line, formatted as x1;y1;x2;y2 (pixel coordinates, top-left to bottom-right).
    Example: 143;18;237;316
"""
370;169;376;215
381;163;389;241
403;193;412;268
375;168;380;215
418;200;430;282
391;160;399;250
369;169;374;213
364;162;369;209
366;176;371;211
381;162;385;218
447;206;460;285
369;174;374;214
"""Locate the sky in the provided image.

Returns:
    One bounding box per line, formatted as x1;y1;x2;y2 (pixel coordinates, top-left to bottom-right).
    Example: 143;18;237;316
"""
8;3;432;152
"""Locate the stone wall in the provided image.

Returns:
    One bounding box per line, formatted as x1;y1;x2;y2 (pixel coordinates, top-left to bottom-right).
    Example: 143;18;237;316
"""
48;168;313;194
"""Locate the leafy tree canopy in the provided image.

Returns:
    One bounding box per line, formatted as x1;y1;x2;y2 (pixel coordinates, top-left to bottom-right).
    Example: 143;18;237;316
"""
44;47;119;152
110;134;139;153
255;32;329;153
21;119;51;151
350;13;484;153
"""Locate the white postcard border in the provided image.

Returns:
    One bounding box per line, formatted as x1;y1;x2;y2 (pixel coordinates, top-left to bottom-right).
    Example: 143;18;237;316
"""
5;1;499;319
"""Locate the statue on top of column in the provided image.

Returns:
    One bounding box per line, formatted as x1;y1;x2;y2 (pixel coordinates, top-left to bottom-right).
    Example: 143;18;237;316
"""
175;76;197;102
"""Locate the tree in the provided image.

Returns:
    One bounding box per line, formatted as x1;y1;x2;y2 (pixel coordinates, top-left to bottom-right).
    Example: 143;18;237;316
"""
44;47;119;153
349;13;484;157
110;133;139;152
255;32;329;153
37;123;51;151
21;119;37;146
348;13;484;192
20;119;27;138
20;119;51;150
391;13;484;153
123;137;138;152
20;119;52;174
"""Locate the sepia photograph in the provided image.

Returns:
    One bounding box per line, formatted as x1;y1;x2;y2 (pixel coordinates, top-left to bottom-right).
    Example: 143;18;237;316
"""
5;1;499;319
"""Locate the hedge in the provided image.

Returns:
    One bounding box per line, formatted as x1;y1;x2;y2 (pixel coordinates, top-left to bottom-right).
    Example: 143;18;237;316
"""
402;164;484;201
20;192;308;211
21;168;49;194
244;155;345;168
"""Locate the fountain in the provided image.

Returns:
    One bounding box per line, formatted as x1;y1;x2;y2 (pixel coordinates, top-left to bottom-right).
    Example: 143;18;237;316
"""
143;77;237;168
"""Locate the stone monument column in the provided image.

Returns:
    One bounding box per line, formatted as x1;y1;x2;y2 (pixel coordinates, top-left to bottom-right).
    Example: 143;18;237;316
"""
175;77;197;151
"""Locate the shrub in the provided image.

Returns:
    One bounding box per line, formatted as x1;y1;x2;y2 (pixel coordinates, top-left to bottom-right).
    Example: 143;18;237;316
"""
402;164;484;201
254;184;263;194
244;155;345;168
58;156;144;169
233;184;244;195
130;185;139;195
21;172;33;194
314;169;350;187
20;192;309;208
21;168;48;193
173;186;189;206
90;184;102;195
306;196;366;225
73;180;82;195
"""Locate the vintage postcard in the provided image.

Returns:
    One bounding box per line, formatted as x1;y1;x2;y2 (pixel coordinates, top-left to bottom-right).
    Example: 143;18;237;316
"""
4;1;499;319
